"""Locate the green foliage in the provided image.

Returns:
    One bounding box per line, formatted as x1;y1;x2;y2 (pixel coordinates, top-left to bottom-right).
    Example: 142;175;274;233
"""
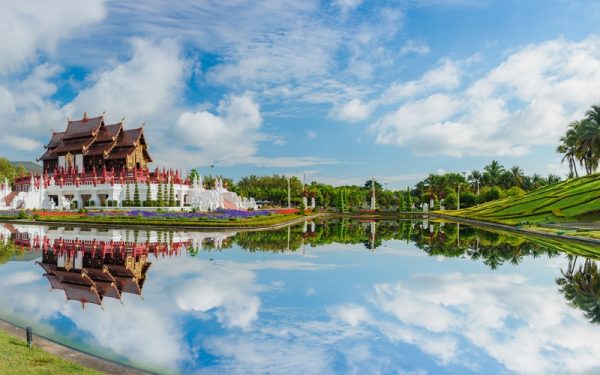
145;178;152;206
157;183;164;207
444;192;458;210
0;158;14;183
459;191;476;208
169;181;175;207
404;188;412;211
396;191;404;212
133;183;141;207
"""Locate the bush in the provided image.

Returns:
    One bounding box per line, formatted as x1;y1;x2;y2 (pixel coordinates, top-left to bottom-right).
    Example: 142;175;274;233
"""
477;186;504;204
487;186;504;201
505;186;525;198
17;210;28;219
459;191;476;208
444;192;458;209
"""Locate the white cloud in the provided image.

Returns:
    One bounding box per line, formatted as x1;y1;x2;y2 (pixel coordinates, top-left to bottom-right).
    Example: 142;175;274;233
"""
377;59;461;105
335;0;364;14
64;38;188;127
399;40;431;55
370;37;600;156
0;0;106;73
172;93;264;164
332;98;373;122
329;304;372;327
307;130;317;139
206;21;339;87
1;136;43;152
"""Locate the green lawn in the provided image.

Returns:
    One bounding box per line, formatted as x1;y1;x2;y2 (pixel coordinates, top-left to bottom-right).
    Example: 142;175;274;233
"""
0;330;100;374
32;213;305;228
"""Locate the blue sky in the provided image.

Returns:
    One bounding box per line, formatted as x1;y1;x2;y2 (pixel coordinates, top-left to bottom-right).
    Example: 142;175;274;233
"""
2;0;600;188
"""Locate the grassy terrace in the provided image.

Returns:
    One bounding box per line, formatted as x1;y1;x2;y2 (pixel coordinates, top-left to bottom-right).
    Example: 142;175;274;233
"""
0;330;100;375
27;213;305;228
442;174;600;239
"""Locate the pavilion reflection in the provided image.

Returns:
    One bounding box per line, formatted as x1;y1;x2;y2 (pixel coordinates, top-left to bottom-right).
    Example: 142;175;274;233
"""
3;224;238;308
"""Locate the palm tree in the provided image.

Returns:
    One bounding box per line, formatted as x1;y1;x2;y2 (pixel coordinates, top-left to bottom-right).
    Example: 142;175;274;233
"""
575;119;599;174
530;173;546;189
467;170;482;195
483;160;505;186
584;105;600;169
547;174;562;185
557;121;580;177
509;165;524;188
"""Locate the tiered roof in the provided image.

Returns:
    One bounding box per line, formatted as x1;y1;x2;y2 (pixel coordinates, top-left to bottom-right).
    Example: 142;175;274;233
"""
37;251;151;307
37;113;152;163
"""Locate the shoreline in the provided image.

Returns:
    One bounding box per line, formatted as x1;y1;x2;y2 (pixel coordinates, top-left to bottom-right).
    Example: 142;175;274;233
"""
0;319;150;374
0;213;323;232
427;212;600;246
3;210;600;245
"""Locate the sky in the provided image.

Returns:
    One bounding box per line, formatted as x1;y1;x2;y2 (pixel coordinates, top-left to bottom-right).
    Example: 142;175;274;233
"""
1;0;600;188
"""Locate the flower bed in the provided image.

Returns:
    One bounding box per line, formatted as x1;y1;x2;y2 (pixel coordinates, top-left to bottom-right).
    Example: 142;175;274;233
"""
86;208;272;220
269;208;298;215
35;211;81;217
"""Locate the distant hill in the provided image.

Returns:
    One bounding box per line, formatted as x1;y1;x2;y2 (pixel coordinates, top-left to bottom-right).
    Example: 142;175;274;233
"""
9;161;42;174
446;174;600;224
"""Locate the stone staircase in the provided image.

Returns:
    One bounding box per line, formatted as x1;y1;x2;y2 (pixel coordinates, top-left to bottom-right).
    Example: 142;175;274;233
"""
1;191;18;207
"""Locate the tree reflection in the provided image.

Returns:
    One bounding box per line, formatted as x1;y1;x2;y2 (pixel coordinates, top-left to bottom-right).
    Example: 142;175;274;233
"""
557;256;600;324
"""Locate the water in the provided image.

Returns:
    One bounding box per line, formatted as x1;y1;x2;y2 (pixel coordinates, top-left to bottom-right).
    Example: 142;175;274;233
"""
0;219;599;374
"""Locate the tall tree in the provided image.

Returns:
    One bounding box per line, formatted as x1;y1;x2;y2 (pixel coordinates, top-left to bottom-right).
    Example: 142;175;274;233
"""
509;165;525;188
483;160;505;186
557;121;580;178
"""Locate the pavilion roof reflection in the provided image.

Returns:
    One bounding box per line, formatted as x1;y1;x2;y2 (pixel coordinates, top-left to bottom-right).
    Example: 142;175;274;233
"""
4;224;238;308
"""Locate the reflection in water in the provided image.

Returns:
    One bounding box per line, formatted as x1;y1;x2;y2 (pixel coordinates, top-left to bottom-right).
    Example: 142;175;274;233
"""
557;255;600;324
1;220;600;374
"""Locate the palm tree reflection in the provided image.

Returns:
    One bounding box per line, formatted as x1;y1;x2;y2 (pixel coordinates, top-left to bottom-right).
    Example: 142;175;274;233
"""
557;255;600;324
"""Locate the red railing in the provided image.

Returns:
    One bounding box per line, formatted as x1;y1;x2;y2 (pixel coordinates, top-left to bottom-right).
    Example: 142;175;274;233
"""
14;167;190;191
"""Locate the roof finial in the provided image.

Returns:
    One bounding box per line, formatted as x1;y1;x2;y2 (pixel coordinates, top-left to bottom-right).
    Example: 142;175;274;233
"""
83;112;88;120
121;116;126;123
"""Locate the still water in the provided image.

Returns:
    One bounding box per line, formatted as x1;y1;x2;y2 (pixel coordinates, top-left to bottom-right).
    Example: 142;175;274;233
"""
0;219;599;374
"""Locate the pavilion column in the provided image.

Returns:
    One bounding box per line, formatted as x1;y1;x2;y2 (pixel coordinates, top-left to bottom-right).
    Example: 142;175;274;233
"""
179;187;185;207
75;193;84;209
57;193;63;210
92;192;101;207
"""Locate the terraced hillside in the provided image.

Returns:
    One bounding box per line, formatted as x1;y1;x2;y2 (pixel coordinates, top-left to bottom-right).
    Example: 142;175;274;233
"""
446;174;600;225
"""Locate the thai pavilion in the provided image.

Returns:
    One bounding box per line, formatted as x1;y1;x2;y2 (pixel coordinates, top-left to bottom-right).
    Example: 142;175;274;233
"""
0;113;257;211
